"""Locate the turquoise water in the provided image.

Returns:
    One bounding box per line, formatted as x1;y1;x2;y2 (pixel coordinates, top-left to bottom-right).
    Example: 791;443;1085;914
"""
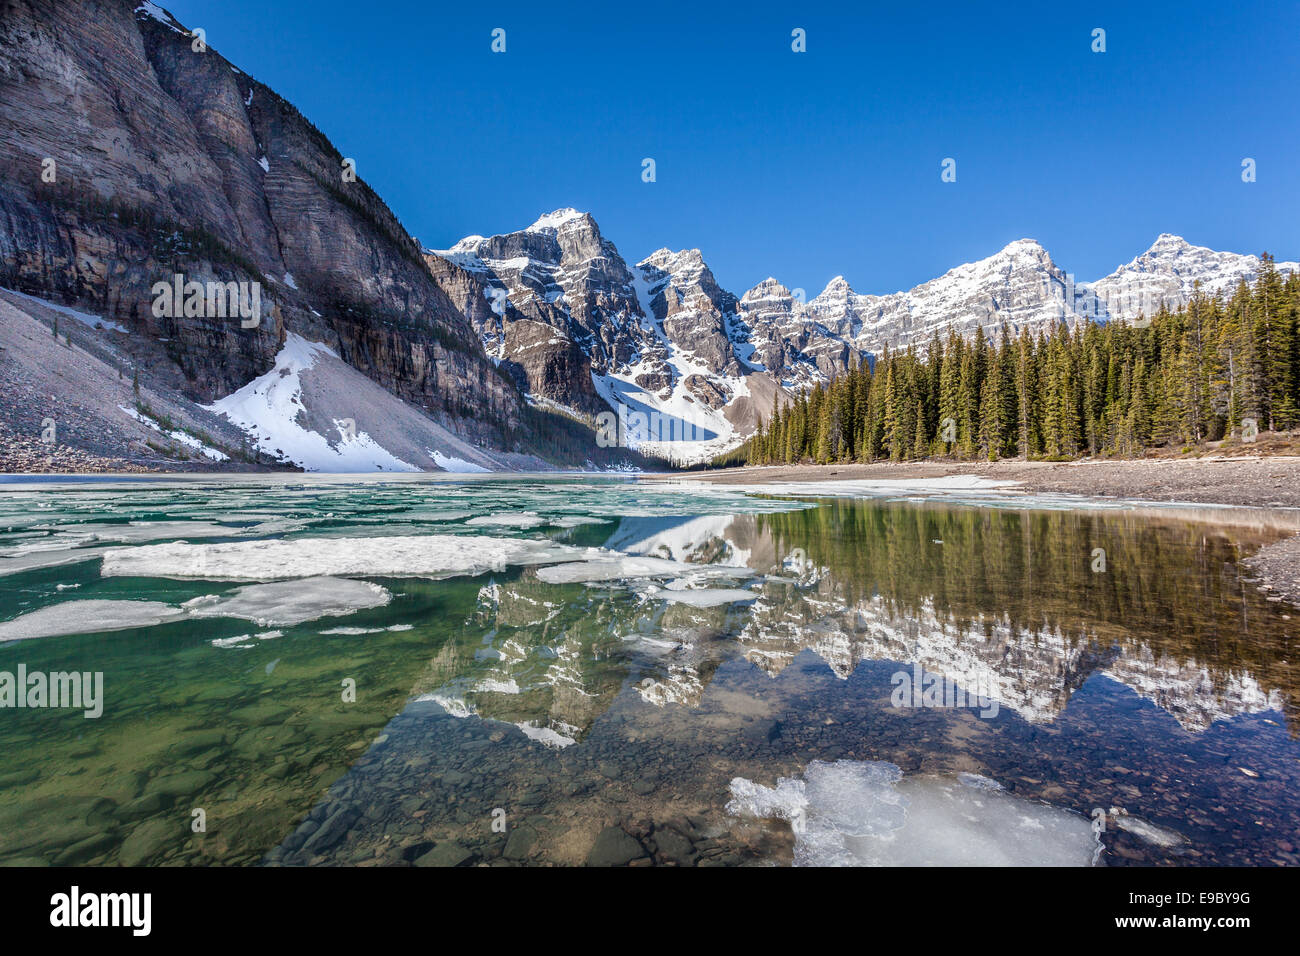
0;475;1297;866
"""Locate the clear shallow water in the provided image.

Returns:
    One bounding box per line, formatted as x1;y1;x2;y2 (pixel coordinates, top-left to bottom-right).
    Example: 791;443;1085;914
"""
0;475;1298;866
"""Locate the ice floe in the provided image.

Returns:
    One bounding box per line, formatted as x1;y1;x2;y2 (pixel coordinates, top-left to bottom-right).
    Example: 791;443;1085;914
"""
100;535;592;581
465;512;547;529
1;521;254;555
211;630;283;649
0;546;114;577
727;760;1099;866
1;579;389;641
548;516;610;528
183;577;390;627
0;600;185;642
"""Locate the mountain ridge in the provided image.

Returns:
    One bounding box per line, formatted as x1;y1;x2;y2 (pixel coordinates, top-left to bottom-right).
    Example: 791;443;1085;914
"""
430;208;1297;462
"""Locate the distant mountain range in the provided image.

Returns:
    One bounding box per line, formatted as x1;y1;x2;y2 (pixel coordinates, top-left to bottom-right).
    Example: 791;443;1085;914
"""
0;2;1293;470
428;210;1297;463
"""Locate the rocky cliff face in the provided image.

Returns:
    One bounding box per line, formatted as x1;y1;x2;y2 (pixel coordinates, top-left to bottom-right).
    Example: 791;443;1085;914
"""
737;278;850;387
0;0;523;452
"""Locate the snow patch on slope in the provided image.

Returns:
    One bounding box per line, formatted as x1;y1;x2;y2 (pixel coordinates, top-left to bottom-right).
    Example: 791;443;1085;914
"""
205;333;419;473
432;451;492;474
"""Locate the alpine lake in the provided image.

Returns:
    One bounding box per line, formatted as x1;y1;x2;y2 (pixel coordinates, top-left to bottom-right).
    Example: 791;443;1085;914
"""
1;473;1297;867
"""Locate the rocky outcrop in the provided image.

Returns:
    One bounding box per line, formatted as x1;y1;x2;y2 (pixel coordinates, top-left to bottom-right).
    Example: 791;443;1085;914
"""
637;248;742;377
737;279;834;388
425;250;604;415
431;212;800;462
426;210;637;415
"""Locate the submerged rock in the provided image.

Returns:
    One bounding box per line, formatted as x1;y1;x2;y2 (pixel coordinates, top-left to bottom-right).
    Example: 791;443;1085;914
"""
585;827;647;867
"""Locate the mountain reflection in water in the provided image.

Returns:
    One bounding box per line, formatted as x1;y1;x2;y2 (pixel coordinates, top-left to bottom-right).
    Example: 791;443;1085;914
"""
285;499;1300;867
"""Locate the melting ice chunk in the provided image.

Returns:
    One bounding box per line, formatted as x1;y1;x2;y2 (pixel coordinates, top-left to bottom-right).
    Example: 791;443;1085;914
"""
0;600;185;642
728;760;1100;866
100;534;591;581
182;577;390;627
0;580;389;642
466;512;546;528
514;721;576;748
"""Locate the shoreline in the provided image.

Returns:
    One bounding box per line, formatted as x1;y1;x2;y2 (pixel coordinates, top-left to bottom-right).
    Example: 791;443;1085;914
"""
669;456;1300;507
662;457;1300;608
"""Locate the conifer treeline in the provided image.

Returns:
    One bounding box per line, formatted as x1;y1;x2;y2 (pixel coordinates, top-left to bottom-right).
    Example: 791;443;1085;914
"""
742;259;1300;464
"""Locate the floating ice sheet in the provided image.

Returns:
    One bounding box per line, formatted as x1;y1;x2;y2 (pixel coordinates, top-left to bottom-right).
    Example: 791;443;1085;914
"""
0;546;114;577
465;512;547;528
183;577;391;626
211;630;283;648
100;534;593;581
0;600;185;642
645;586;758;607
1;579;391;640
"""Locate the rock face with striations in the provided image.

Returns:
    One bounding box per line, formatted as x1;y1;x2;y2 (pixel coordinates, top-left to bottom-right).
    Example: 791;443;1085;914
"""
737;278;845;388
0;0;521;445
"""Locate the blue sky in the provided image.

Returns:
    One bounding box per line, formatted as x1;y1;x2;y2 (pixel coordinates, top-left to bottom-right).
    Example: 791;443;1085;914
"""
161;0;1299;298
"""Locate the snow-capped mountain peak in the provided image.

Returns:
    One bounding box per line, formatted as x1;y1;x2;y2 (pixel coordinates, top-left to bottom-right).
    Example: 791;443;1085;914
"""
525;207;590;233
1088;234;1298;320
816;275;854;299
